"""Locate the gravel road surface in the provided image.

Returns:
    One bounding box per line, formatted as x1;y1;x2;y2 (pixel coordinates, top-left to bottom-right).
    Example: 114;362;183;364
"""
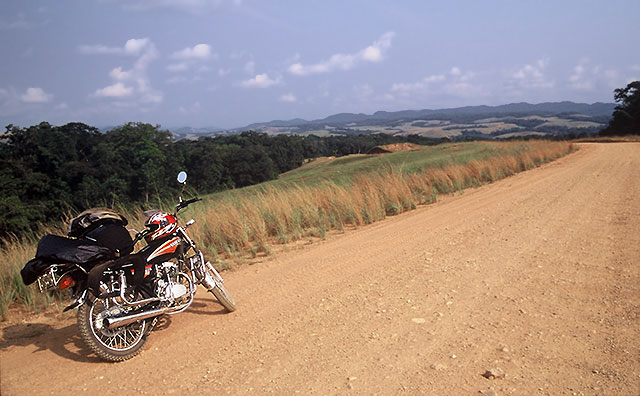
2;143;639;395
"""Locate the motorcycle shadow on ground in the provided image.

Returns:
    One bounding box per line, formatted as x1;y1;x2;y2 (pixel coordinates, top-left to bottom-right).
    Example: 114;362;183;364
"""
0;298;226;362
1;322;102;363
0;316;176;363
183;297;230;316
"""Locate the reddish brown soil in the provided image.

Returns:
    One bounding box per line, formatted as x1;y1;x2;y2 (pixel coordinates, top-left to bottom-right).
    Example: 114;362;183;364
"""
370;143;422;153
1;143;639;395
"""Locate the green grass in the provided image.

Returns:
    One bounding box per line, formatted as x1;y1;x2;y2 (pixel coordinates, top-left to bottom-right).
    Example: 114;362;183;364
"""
0;140;576;320
277;143;494;185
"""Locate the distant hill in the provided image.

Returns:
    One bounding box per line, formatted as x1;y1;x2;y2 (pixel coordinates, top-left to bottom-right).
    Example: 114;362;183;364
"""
168;126;224;140
236;102;615;132
217;101;614;140
152;101;615;140
98;125;224;139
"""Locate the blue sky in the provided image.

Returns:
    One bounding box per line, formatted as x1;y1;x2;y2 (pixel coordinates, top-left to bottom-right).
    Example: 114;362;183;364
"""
1;0;639;129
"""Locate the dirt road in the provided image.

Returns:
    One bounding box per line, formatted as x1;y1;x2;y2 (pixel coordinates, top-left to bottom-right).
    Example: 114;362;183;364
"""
2;143;639;396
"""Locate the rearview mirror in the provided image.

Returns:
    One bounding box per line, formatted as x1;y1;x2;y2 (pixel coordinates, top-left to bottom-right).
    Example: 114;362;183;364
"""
177;171;187;184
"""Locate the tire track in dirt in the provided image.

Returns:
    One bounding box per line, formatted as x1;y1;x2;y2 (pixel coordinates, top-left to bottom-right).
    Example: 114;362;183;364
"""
2;143;639;395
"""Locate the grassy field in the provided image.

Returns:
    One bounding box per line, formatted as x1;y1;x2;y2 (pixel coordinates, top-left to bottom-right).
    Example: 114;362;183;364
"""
0;140;576;319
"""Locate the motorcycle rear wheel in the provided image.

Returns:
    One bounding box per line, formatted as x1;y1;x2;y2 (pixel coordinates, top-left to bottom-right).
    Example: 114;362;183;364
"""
78;297;148;362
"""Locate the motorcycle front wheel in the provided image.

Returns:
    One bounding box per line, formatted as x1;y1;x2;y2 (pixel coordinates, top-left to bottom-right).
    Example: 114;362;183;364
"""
77;297;148;362
203;261;236;312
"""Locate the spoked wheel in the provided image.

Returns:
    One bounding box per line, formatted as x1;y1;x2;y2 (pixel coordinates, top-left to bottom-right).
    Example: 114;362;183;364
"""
211;282;236;312
78;297;148;362
203;261;236;312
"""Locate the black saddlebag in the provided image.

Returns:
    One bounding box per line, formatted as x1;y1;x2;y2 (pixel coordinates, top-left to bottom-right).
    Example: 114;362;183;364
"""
83;223;134;256
20;258;51;286
20;235;113;285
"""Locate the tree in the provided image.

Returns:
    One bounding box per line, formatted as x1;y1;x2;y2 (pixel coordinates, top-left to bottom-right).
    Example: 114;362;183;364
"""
601;81;640;136
93;123;176;203
221;143;276;187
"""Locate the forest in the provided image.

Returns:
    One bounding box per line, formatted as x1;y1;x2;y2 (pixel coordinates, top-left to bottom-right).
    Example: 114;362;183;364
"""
2;80;637;241
0;122;443;239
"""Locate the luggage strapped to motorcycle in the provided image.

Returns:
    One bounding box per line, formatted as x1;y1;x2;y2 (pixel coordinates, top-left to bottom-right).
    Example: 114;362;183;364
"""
68;208;128;238
68;208;134;256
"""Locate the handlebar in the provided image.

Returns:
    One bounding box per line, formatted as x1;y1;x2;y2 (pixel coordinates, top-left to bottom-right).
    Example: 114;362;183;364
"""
183;197;201;206
175;196;201;212
132;228;151;245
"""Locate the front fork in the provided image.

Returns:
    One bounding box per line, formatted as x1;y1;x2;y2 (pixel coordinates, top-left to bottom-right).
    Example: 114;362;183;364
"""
178;226;224;290
187;249;223;290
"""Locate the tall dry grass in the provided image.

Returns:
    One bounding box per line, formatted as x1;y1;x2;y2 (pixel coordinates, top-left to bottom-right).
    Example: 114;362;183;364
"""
0;236;60;319
0;140;575;319
185;141;575;260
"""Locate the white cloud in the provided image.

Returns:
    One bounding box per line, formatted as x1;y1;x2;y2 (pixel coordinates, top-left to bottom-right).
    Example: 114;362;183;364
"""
172;43;213;60
425;74;447;83
388;67;487;104
109;66;132;81
567;60;631;92
279;92;296;102
568;61;595;91
133;41;158;69
94;82;134;98
391;74;446;93
21;87;53;103
511;59;554;89
288;31;395;76
124;38;151;55
218;68;231;77
361;46;382;62
168;44;215;73
240;73;281;88
79;38;153;56
105;0;226;12
87;38;163;104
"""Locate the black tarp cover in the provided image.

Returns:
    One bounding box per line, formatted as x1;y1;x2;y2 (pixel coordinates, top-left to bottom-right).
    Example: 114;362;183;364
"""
20;235;112;285
35;234;112;263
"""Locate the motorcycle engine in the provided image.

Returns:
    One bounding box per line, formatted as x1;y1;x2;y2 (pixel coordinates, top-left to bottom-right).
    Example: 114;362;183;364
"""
155;262;188;301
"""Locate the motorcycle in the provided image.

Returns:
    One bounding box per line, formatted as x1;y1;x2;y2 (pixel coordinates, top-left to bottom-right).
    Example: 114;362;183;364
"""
21;171;235;362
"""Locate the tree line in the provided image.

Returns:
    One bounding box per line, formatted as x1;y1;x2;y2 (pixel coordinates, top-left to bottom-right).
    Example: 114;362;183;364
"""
600;80;640;136
0;122;443;239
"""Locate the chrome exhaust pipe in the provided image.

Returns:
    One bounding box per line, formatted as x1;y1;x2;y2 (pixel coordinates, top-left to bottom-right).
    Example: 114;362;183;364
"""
105;302;190;329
